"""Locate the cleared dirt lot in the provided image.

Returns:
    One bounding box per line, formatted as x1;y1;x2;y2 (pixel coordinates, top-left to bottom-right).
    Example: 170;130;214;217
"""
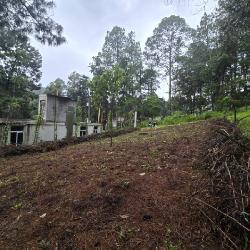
0;122;218;249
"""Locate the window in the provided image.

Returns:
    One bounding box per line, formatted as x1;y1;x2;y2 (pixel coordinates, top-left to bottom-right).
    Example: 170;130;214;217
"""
10;126;24;145
93;126;98;134
80;126;87;137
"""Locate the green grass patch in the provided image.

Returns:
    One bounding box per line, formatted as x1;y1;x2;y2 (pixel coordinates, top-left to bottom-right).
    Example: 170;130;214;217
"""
230;109;250;137
159;111;223;126
140;108;250;137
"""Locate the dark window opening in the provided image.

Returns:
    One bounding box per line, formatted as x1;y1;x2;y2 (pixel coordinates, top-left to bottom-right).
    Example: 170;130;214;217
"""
10;126;24;145
80;126;87;137
93;126;98;134
10;132;16;145
17;133;23;144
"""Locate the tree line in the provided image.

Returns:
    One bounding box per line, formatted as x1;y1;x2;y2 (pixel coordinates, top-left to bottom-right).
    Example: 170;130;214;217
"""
0;0;249;126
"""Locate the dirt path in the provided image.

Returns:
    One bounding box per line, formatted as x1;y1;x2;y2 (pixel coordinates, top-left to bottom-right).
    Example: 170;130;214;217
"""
0;122;217;249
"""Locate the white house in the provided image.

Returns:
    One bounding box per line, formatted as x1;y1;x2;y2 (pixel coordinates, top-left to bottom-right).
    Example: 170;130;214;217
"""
0;94;102;146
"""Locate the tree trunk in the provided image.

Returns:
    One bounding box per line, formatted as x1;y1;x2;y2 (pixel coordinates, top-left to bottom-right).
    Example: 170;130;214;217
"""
97;106;101;123
169;49;172;115
109;110;113;147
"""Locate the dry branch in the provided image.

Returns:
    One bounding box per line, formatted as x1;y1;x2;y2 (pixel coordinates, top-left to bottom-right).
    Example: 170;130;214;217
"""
195;198;250;232
194;119;250;248
199;209;238;250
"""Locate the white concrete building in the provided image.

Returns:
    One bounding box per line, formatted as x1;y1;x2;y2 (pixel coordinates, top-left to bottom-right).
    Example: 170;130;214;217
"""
0;94;102;146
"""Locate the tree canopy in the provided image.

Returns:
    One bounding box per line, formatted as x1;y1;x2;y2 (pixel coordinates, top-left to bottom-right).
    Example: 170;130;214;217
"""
145;15;192;113
1;1;249;125
44;78;66;96
0;0;65;119
0;0;66;46
67;72;89;122
173;0;250;114
0;30;42;118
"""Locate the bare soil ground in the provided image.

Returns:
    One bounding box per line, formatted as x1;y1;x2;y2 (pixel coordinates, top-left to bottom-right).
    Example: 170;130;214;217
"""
0;122;219;249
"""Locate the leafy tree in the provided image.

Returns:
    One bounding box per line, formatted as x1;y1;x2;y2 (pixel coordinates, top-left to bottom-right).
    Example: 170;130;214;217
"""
90;74;109;125
174;39;211;114
90;65;125;128
124;31;143;95
44;78;66;96
90;27;142;81
142;94;163;119
216;0;250;103
90;26;127;74
0;29;42;118
90;52;105;76
141;68;159;96
105;66;125;128
169;1;250;117
85;5;248;124
145;15;191;113
0;0;66;46
90;26;144;122
117;95;141;127
66;72;89;122
102;26;127;68
0;0;65;119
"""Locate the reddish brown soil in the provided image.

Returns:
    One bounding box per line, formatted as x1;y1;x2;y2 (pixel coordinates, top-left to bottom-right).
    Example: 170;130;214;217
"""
0;122;218;249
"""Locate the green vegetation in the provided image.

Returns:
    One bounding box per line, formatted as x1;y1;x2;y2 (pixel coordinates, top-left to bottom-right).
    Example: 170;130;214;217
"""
0;0;249;137
229;109;250;137
13;202;23;210
153;108;250;137
159;111;222;126
0;0;65;119
164;229;180;250
48;0;250;130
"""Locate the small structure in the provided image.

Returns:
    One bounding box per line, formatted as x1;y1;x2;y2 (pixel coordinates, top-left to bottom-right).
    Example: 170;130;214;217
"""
0;94;102;146
78;123;102;137
112;116;125;129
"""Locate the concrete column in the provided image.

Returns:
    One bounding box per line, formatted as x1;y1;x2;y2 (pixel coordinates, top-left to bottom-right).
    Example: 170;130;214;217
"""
134;111;137;128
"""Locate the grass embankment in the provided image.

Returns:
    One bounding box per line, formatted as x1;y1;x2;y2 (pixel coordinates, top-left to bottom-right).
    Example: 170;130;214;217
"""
153;108;250;137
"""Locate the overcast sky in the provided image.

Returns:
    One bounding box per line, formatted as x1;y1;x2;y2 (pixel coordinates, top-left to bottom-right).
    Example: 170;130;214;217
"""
32;0;217;99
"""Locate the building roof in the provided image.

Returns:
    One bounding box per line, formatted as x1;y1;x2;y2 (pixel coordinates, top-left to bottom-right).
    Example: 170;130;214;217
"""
0;118;36;125
46;94;77;102
80;122;102;126
0;118;71;125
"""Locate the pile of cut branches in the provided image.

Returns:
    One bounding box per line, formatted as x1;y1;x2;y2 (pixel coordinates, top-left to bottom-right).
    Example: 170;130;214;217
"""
193;119;250;249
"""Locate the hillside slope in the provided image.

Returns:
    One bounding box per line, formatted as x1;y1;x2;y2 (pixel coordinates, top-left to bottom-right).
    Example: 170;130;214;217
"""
0;122;219;249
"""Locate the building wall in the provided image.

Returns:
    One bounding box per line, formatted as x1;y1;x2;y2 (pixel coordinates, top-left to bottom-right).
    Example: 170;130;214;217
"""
75;123;102;137
38;94;48;120
0;124;9;145
39;94;76;123
26;122;70;144
1;121;102;145
0;124;29;145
